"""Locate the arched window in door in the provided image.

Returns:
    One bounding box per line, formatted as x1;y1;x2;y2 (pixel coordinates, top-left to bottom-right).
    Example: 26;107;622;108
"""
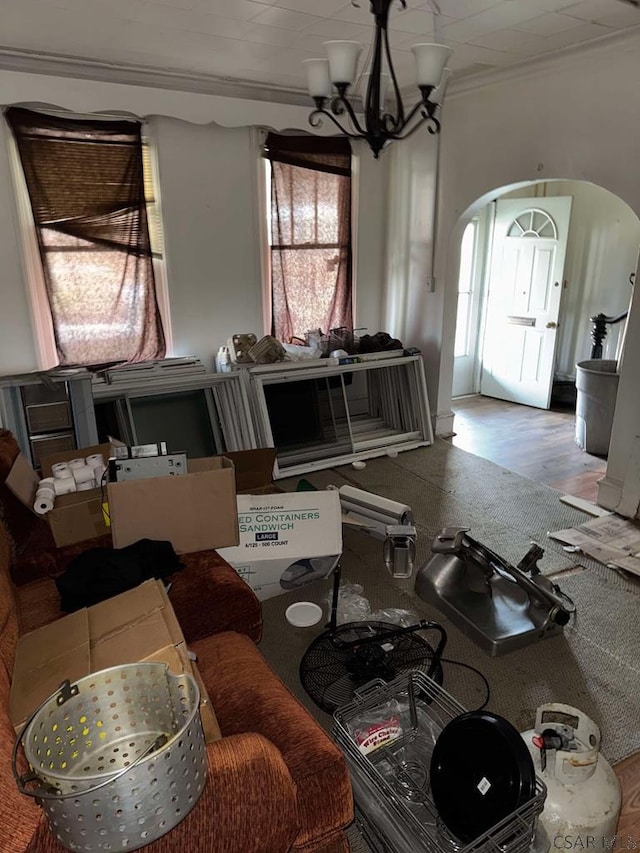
507;209;557;239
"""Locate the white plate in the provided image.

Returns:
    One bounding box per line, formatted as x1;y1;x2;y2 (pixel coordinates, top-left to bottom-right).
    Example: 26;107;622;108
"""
285;601;323;628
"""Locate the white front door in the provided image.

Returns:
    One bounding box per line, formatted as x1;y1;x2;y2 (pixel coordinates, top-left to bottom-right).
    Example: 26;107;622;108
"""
480;197;572;409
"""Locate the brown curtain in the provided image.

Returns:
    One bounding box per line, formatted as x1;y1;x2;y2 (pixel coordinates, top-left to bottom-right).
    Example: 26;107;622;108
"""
265;133;352;344
5;106;165;367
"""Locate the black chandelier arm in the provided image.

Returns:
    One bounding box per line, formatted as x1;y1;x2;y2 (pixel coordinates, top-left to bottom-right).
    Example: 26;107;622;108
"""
382;24;406;131
380;93;434;137
365;19;386;135
332;88;368;136
388;108;441;141
308;106;366;140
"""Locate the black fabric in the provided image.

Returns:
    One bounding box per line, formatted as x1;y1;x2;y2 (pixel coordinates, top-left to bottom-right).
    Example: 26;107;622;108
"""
357;331;404;353
264;131;351;177
55;538;183;612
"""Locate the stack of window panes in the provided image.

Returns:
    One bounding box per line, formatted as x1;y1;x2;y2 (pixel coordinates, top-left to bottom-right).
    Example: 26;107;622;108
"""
247;353;433;478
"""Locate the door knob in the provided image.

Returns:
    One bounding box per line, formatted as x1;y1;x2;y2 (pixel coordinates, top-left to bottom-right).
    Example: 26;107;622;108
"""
546;321;558;329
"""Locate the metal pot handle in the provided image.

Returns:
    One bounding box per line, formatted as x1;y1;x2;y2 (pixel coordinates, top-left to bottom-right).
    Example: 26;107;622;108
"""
12;678;168;802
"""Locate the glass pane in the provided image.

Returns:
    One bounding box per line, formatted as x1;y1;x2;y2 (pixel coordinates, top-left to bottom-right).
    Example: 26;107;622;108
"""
41;229;160;365
458;222;476;295
455;292;470;357
272;163;342;247
129;390;218;457
455;220;476;358
508;210;556;239
271;246;348;339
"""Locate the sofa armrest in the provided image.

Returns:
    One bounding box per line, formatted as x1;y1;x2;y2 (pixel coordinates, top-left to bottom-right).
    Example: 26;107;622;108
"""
26;733;299;853
167;551;262;644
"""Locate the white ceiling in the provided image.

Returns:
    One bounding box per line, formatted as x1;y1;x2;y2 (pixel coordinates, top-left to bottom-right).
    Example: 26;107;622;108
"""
1;0;639;96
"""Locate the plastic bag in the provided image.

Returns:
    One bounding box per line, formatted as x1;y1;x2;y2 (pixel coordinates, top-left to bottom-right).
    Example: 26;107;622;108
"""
282;342;321;360
368;608;418;628
346;695;441;756
347;698;405;754
325;581;371;624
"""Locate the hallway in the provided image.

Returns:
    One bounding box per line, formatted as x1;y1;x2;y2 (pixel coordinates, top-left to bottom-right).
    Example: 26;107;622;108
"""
450;395;607;502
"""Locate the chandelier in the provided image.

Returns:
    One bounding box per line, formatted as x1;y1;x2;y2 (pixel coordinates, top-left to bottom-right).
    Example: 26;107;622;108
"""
303;0;453;159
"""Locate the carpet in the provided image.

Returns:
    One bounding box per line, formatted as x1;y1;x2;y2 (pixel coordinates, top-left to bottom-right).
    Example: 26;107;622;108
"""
257;439;640;851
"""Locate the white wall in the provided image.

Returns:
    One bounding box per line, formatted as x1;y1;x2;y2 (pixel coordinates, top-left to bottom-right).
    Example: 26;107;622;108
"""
382;131;438;356
151;117;263;368
0;70;388;375
430;29;640;513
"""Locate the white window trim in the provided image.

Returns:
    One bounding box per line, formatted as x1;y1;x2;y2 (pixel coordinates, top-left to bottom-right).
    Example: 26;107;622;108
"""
4;120;58;369
5;113;173;368
143;118;173;356
255;128;272;337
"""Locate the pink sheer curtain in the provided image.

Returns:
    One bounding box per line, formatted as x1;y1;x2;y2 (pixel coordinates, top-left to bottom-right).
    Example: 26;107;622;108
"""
266;133;352;344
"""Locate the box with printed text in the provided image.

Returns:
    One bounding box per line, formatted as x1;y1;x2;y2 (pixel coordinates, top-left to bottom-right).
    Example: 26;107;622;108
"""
217;490;342;601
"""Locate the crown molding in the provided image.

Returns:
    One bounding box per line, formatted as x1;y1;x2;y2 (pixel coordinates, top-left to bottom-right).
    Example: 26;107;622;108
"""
447;24;640;99
2;21;639;112
0;47;309;107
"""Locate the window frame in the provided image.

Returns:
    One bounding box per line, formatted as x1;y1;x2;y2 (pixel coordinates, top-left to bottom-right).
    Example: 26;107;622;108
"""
4;112;172;370
259;134;358;341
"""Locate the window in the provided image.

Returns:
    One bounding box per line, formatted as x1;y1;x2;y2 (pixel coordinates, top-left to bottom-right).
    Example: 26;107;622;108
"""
5;107;166;368
455;219;479;358
264;133;353;344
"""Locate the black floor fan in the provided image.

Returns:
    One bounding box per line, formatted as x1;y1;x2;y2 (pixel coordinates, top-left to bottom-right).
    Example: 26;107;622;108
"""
299;565;448;714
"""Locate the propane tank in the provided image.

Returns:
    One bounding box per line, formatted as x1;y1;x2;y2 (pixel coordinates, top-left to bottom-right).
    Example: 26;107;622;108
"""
522;704;622;853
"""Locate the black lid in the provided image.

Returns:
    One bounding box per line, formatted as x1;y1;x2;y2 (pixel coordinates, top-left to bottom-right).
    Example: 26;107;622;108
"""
430;710;536;844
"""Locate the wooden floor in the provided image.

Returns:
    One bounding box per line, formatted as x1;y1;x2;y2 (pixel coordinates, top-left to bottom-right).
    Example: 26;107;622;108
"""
450;394;639;836
450;394;607;502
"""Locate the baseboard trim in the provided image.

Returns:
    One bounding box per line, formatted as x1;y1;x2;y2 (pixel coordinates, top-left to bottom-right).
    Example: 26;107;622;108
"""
434;410;455;438
596;475;624;512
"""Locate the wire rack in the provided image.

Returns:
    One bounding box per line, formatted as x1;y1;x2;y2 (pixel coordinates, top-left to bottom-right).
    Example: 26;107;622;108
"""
333;671;546;853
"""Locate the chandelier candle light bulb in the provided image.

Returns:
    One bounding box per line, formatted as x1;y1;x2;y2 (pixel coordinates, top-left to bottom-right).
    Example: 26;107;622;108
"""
325;41;363;86
412;43;453;87
303;59;332;98
304;0;453;158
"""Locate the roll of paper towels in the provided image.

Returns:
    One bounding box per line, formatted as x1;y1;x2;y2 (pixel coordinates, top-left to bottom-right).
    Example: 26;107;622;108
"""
86;454;105;470
35;484;55;500
39;477;55;488
52;462;73;480
54;477;76;496
92;464;106;484
338;485;413;539
68;458;86;470
338;486;413;523
33;494;54;515
72;464;95;485
77;480;95;491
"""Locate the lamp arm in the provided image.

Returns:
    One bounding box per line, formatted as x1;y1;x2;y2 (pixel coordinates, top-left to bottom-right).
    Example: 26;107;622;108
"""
384;93;438;138
383;25;406;130
390;107;440;141
332;89;367;137
309;106;365;139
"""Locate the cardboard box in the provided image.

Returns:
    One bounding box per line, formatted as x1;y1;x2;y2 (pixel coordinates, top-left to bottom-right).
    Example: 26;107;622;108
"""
217;490;342;601
9;579;220;743
6;442;114;547
223;448;282;495
107;455;238;554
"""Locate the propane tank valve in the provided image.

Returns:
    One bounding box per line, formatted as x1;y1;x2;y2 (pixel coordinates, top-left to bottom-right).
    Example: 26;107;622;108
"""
522;704;621;851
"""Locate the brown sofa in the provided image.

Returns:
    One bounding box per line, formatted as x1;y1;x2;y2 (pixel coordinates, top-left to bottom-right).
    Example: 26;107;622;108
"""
0;430;353;853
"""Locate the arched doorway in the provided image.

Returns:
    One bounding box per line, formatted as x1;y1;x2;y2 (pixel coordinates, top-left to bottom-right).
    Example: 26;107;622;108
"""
448;179;640;499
